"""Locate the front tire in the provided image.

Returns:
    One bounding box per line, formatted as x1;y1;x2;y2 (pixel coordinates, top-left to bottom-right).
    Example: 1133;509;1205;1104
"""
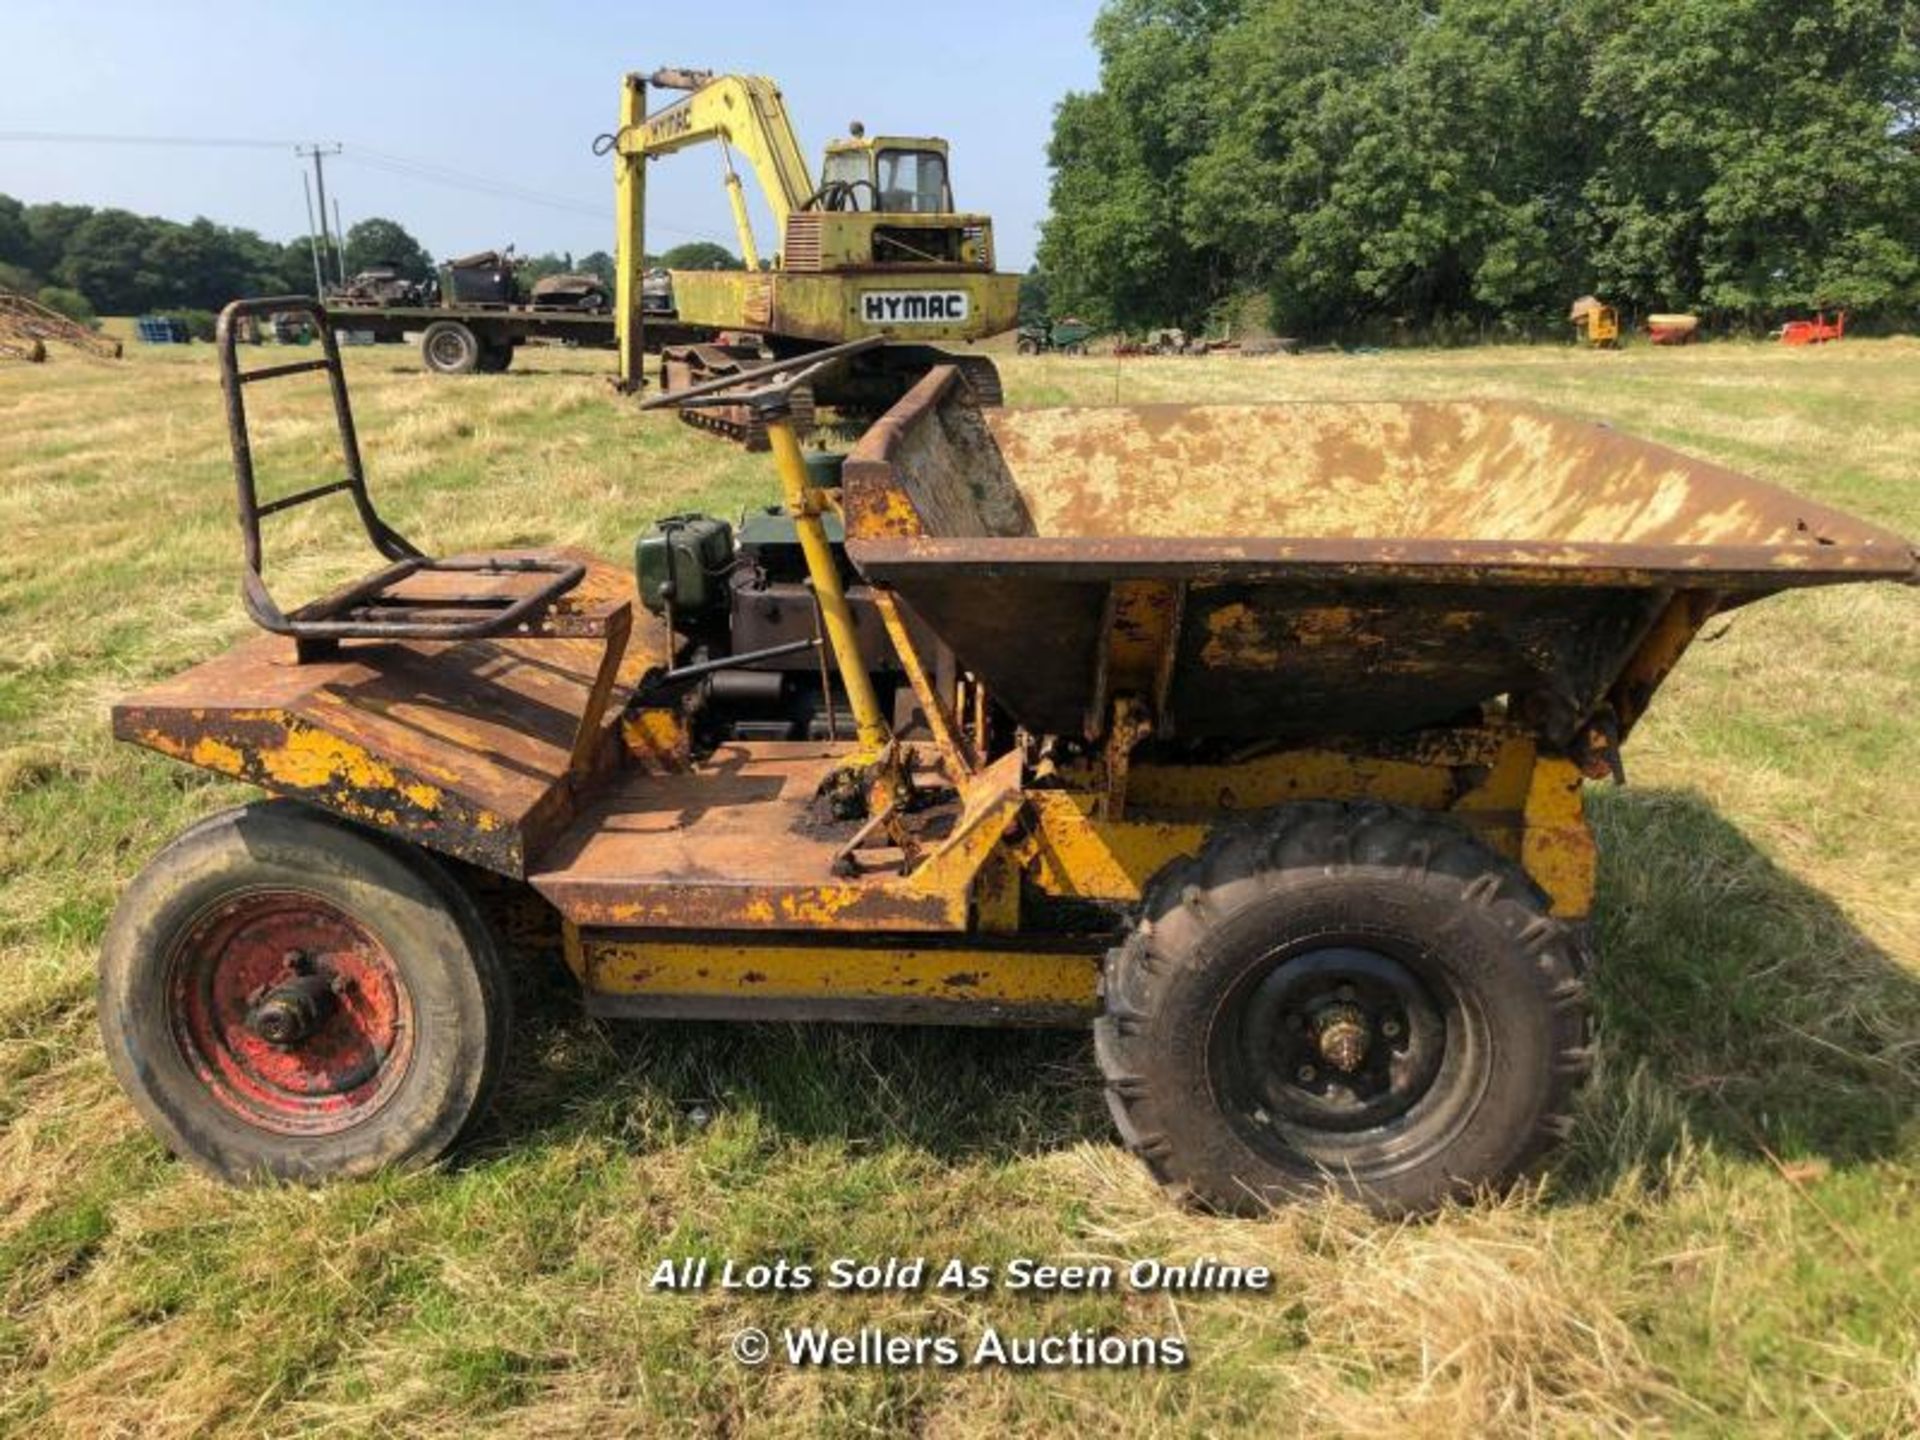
1096;803;1592;1215
100;802;510;1183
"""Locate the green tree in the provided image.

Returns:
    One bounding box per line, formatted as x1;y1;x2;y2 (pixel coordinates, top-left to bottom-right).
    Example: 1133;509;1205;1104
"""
23;202;93;277
1042;0;1920;338
1018;266;1052;326
57;209;167;314
1039;0;1240;330
514;251;574;289
576;250;617;287
146;217;267;311
658;240;741;270
1581;0;1920;316
36;286;95;323
342;218;433;282
0;192;398;311
277;237;325;295
0;195;31;273
0;260;42;297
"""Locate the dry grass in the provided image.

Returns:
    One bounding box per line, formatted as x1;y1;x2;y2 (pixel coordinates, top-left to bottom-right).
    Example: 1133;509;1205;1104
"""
1;335;1917;1437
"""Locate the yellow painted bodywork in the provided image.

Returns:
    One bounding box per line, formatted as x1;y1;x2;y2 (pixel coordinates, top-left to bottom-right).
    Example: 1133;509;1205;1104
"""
1570;295;1620;347
126;710;481;835
769;419;889;753
665;268;1018;347
614;73;649;388
558;727;1593;1019
620;707;691;772
568;932;1099;1013
1022;729;1596;919
784;209;993;271
618;73;815;257
1022;793;1210;899
1517;757;1598;917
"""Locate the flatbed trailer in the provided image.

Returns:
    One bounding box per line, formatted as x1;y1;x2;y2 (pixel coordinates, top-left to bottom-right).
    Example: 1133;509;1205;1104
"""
326;302;707;375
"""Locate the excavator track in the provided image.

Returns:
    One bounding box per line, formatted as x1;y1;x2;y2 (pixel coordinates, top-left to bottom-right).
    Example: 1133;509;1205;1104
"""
948;354;1004;407
819;345;1004;426
662;342;816;452
676;386;815;452
656;341;998;451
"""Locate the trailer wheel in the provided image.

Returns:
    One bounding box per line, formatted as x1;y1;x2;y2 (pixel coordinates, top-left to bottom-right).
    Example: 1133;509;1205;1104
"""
421;320;481;375
1096;803;1592;1215
99;802;510;1183
476;340;514;374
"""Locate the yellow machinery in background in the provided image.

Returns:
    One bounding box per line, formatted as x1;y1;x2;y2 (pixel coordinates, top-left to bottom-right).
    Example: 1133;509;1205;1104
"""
610;68;1020;445
1569;295;1621;348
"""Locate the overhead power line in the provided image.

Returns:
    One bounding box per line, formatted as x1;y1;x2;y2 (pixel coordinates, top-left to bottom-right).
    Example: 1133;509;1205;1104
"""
0;129;741;247
339;147;734;241
0;130;297;149
342;146;604;219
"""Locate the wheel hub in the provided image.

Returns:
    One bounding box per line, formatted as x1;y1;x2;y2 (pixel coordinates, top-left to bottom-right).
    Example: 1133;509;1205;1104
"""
167;891;414;1136
1231;945;1447;1137
245;962;337;1048
1311;1002;1371;1073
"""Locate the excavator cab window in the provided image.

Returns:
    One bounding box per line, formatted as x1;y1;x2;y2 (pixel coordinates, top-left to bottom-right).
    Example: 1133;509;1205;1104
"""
876;149;950;214
820;150;872;205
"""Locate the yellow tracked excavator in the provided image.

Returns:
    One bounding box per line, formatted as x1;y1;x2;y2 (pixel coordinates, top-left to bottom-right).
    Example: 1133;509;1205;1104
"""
609;68;1019;447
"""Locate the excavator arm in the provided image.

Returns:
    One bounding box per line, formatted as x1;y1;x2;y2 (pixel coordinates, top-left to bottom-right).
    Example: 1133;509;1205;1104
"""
613;69;818;386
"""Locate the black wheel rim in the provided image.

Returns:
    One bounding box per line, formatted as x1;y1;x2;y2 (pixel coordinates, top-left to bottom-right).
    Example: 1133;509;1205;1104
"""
1208;934;1486;1180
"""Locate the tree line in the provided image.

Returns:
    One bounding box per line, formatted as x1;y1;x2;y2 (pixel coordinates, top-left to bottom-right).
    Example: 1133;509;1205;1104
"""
1040;0;1920;340
0;193;738;323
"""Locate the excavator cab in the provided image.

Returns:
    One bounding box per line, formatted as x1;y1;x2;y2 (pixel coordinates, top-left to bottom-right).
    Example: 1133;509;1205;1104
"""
813;131;988;269
817;131;954;214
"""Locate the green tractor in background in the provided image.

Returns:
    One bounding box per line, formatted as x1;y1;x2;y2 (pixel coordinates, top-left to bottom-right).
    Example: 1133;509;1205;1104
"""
1016;315;1096;355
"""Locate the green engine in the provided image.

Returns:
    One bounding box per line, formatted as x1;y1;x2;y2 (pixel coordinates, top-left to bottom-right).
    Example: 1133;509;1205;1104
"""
633;497;922;744
635;513;734;618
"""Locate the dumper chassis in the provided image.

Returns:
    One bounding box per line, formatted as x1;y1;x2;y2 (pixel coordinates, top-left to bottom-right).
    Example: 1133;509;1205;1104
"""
98;299;1918;1214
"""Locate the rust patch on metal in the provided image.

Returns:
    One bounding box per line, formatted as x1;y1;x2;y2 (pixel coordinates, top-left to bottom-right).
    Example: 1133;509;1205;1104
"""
530;744;1023;933
113;552;667;876
844;385;1915;744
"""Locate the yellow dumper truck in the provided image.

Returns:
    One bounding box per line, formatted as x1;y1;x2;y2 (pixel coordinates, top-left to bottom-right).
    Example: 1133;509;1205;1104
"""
99;302;1916;1213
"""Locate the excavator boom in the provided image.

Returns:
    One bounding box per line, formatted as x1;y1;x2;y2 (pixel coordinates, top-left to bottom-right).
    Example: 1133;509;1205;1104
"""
630;71;815;241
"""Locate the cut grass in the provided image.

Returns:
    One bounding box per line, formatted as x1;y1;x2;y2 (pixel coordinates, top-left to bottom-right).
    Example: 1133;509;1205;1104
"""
1;336;1916;1436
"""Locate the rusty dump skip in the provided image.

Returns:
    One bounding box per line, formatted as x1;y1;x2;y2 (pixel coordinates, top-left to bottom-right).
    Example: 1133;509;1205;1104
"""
844;369;1917;744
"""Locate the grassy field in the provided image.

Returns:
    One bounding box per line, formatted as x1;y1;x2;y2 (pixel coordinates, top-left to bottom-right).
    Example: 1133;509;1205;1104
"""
1;334;1916;1437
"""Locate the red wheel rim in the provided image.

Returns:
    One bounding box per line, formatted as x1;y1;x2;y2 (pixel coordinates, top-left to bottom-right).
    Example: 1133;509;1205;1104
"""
167;889;415;1136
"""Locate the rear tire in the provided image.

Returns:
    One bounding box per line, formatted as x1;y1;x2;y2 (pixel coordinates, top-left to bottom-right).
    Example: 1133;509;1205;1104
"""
421;320;481;375
100;802;510;1183
475;340;514;373
1096;803;1592;1215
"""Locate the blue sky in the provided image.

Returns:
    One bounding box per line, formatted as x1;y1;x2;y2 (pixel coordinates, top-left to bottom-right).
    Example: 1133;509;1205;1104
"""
0;0;1106;270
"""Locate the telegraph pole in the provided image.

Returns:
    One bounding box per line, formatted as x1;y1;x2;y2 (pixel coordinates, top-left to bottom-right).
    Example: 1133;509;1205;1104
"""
300;172;324;295
296;143;343;289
